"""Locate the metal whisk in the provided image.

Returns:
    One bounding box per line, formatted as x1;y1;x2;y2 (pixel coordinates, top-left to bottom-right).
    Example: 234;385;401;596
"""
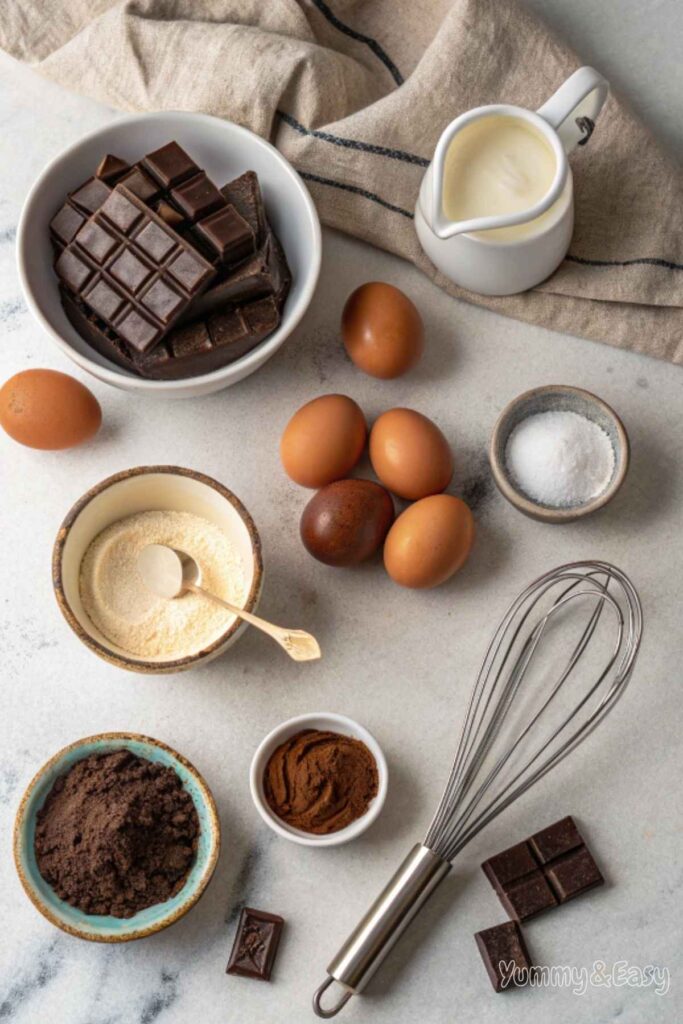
313;561;642;1018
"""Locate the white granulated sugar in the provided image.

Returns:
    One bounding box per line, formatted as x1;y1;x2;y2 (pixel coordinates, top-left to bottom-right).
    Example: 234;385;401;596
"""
505;410;616;507
80;510;246;659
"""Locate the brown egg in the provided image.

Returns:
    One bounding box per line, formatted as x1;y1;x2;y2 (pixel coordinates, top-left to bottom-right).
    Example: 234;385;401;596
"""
280;394;367;488
384;495;475;589
300;479;395;566
0;369;101;450
369;407;453;500
342;282;424;379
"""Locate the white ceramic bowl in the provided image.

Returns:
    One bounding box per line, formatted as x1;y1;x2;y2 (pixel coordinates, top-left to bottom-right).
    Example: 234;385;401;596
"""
250;712;388;847
53;466;263;673
17;111;321;398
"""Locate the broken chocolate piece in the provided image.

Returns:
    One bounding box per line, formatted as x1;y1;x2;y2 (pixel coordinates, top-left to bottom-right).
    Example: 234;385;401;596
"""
142;141;198;189
226;907;284;981
482;816;604;920
196;205;254;263
474;921;532;992
69;177;112;215
95;154;130;183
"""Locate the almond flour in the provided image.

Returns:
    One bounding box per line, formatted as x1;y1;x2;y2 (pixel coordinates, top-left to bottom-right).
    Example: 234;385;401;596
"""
79;510;246;659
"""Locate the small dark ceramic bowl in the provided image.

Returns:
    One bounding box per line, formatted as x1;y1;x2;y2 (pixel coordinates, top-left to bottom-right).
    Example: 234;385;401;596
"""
489;385;629;523
52;465;263;673
14;732;220;942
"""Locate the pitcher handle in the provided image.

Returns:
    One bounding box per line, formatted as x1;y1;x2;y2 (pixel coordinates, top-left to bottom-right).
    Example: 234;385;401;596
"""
537;66;609;153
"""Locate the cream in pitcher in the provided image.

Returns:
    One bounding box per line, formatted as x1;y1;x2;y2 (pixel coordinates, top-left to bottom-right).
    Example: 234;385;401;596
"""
415;66;609;295
442;115;559;242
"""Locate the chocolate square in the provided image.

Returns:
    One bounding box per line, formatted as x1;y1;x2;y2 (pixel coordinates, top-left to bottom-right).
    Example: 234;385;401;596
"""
142;279;184;323
142;142;198;188
207;307;248;350
170;321;213;359
85;279;126;322
50;204;85;247
530;816;583;865
75;220;118;264
226;907;284;981
167;249;212;292
474;921;532;993
100;190;144;233
499;873;558;921
109;249;153;293
70;177;111;214
483;842;538;890
135;221;176;262
116;308;159;352
55;249;95;291
545;847;604;903
118;167;160;204
196;205;254;262
171;172;224;222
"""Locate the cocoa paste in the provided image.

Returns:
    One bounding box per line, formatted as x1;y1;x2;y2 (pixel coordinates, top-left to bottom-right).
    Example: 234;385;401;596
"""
34;750;199;918
263;729;379;835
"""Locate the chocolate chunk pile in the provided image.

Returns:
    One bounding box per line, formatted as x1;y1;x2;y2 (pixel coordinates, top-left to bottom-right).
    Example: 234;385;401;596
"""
50;142;291;380
34;750;199;918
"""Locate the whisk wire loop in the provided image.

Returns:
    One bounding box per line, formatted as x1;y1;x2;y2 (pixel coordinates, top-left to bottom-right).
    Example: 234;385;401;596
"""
424;562;641;861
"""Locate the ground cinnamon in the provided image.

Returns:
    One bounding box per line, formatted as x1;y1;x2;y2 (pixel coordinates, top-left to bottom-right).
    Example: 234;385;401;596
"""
263;729;379;835
34;750;199;918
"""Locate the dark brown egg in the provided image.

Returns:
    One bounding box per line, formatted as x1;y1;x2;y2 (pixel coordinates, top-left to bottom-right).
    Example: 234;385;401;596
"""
342;282;424;379
300;479;395;566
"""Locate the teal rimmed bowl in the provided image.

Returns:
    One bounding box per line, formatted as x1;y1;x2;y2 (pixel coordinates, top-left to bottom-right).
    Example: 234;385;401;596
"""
14;733;221;942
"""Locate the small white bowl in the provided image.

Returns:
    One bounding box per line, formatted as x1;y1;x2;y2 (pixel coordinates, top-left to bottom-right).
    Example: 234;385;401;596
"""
53;465;263;674
250;713;388;847
17;111;321;398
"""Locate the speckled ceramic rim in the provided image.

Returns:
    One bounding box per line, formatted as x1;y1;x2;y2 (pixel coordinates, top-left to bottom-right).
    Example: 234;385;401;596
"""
249;712;389;848
489;384;630;523
52;465;263;673
13;732;221;942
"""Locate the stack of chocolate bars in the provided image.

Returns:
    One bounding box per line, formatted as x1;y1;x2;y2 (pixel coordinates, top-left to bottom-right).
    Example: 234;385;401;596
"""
50;142;291;380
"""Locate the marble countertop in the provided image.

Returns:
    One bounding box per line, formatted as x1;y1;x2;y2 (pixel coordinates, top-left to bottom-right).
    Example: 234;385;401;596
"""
1;3;681;1021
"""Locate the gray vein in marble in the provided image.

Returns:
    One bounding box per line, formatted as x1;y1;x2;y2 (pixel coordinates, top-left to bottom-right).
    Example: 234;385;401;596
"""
139;971;179;1024
0;936;64;1020
223;834;275;925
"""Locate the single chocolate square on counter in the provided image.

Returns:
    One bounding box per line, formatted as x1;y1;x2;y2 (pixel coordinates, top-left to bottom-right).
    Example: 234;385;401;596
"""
226;907;284;981
475;921;532;992
481;816;604;920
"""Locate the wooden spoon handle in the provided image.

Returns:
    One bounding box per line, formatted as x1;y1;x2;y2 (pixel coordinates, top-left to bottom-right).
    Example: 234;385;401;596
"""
186;582;321;662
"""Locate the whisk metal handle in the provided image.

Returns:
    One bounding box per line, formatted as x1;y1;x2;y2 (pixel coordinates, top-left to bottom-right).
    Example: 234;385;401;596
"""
312;844;451;1018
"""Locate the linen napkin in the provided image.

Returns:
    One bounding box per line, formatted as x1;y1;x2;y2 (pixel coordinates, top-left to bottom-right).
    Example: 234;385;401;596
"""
2;0;681;362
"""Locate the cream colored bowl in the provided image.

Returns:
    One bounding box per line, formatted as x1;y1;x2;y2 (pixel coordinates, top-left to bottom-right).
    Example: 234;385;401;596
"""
53;466;263;673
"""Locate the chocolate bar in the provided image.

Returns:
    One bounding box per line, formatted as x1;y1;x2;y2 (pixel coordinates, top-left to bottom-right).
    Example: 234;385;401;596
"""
482;816;604;920
226;907;284;981
140;295;281;379
474;921;532;992
53;144;291;379
55;184;215;353
62;288;281;380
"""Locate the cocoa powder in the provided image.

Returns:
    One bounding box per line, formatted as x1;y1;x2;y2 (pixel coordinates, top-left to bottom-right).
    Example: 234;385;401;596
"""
34;750;199;918
263;729;379;835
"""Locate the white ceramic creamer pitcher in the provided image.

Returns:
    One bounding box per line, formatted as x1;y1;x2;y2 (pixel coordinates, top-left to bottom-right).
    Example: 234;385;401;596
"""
415;67;609;295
